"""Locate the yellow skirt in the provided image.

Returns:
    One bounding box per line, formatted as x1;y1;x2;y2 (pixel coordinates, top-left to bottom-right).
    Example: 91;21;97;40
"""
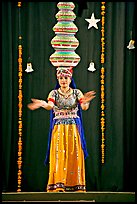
46;123;86;192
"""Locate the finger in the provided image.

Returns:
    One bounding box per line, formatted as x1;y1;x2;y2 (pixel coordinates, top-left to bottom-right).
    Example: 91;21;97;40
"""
84;94;95;99
86;90;96;94
27;103;39;110
88;91;96;95
27;104;34;110
31;98;36;102
84;91;96;96
31;98;39;103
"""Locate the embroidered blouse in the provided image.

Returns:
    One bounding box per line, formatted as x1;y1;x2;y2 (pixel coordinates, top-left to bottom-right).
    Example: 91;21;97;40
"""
47;88;83;120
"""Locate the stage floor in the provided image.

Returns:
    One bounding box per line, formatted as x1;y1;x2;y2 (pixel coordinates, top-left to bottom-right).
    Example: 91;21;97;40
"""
2;191;135;202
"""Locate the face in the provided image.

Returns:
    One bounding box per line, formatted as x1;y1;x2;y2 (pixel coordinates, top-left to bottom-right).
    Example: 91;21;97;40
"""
58;76;71;88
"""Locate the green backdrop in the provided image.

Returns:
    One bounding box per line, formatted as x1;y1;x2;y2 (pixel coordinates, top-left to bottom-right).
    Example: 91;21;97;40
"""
2;1;135;192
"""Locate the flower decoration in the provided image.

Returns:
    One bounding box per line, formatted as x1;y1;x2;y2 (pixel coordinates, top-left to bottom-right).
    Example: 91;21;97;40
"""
17;2;23;192
100;2;106;164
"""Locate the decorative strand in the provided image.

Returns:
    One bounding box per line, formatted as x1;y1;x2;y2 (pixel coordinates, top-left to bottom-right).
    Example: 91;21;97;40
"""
17;1;23;192
100;2;106;164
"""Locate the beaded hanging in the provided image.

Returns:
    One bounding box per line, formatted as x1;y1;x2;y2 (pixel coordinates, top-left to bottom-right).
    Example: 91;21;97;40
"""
17;1;23;192
100;2;106;164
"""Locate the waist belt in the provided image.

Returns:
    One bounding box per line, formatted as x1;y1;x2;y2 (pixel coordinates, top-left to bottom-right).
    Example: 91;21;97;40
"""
54;110;78;119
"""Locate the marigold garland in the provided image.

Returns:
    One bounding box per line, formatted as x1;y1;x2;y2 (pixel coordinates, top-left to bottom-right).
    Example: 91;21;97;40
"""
17;2;23;192
100;2;106;164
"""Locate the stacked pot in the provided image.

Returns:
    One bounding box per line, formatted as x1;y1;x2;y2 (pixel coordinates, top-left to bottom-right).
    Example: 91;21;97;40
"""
49;2;80;70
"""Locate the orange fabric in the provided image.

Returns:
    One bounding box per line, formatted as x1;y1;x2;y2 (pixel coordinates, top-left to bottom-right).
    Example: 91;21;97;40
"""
46;123;86;192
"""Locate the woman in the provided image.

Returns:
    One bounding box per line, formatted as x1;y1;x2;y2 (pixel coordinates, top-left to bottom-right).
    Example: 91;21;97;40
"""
28;68;96;192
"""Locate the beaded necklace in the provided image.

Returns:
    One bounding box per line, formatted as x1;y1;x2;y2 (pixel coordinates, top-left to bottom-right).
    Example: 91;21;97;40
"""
58;87;73;99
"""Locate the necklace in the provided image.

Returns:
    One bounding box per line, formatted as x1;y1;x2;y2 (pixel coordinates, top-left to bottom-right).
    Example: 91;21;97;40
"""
58;88;72;99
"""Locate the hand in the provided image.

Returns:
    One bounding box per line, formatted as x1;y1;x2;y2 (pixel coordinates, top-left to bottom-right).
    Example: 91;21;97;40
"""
27;98;43;110
82;91;96;103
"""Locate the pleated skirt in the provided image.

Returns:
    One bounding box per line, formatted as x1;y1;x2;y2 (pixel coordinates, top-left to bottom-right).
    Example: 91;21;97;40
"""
46;123;86;192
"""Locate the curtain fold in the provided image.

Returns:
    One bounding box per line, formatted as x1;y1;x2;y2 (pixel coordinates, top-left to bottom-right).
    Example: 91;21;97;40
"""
2;2;135;192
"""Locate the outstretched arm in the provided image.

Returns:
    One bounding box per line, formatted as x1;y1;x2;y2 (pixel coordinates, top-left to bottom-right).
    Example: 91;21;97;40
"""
27;98;54;111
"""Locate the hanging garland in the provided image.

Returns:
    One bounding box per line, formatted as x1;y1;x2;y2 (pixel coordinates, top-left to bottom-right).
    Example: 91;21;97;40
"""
17;1;23;192
100;2;106;164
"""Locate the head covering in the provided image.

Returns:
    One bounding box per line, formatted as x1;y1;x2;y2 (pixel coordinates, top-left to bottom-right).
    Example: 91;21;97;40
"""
56;67;73;78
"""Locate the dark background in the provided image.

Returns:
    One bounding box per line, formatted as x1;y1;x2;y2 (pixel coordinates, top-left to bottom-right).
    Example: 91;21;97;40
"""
2;1;135;192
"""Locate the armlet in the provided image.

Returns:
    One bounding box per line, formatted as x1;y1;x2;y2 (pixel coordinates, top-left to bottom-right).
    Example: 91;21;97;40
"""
48;98;55;104
79;98;83;104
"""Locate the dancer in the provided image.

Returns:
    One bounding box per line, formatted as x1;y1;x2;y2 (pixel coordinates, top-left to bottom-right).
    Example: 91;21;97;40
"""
28;67;96;192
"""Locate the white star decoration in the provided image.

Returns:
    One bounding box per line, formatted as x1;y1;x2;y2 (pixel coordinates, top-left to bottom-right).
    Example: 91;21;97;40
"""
85;13;100;29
